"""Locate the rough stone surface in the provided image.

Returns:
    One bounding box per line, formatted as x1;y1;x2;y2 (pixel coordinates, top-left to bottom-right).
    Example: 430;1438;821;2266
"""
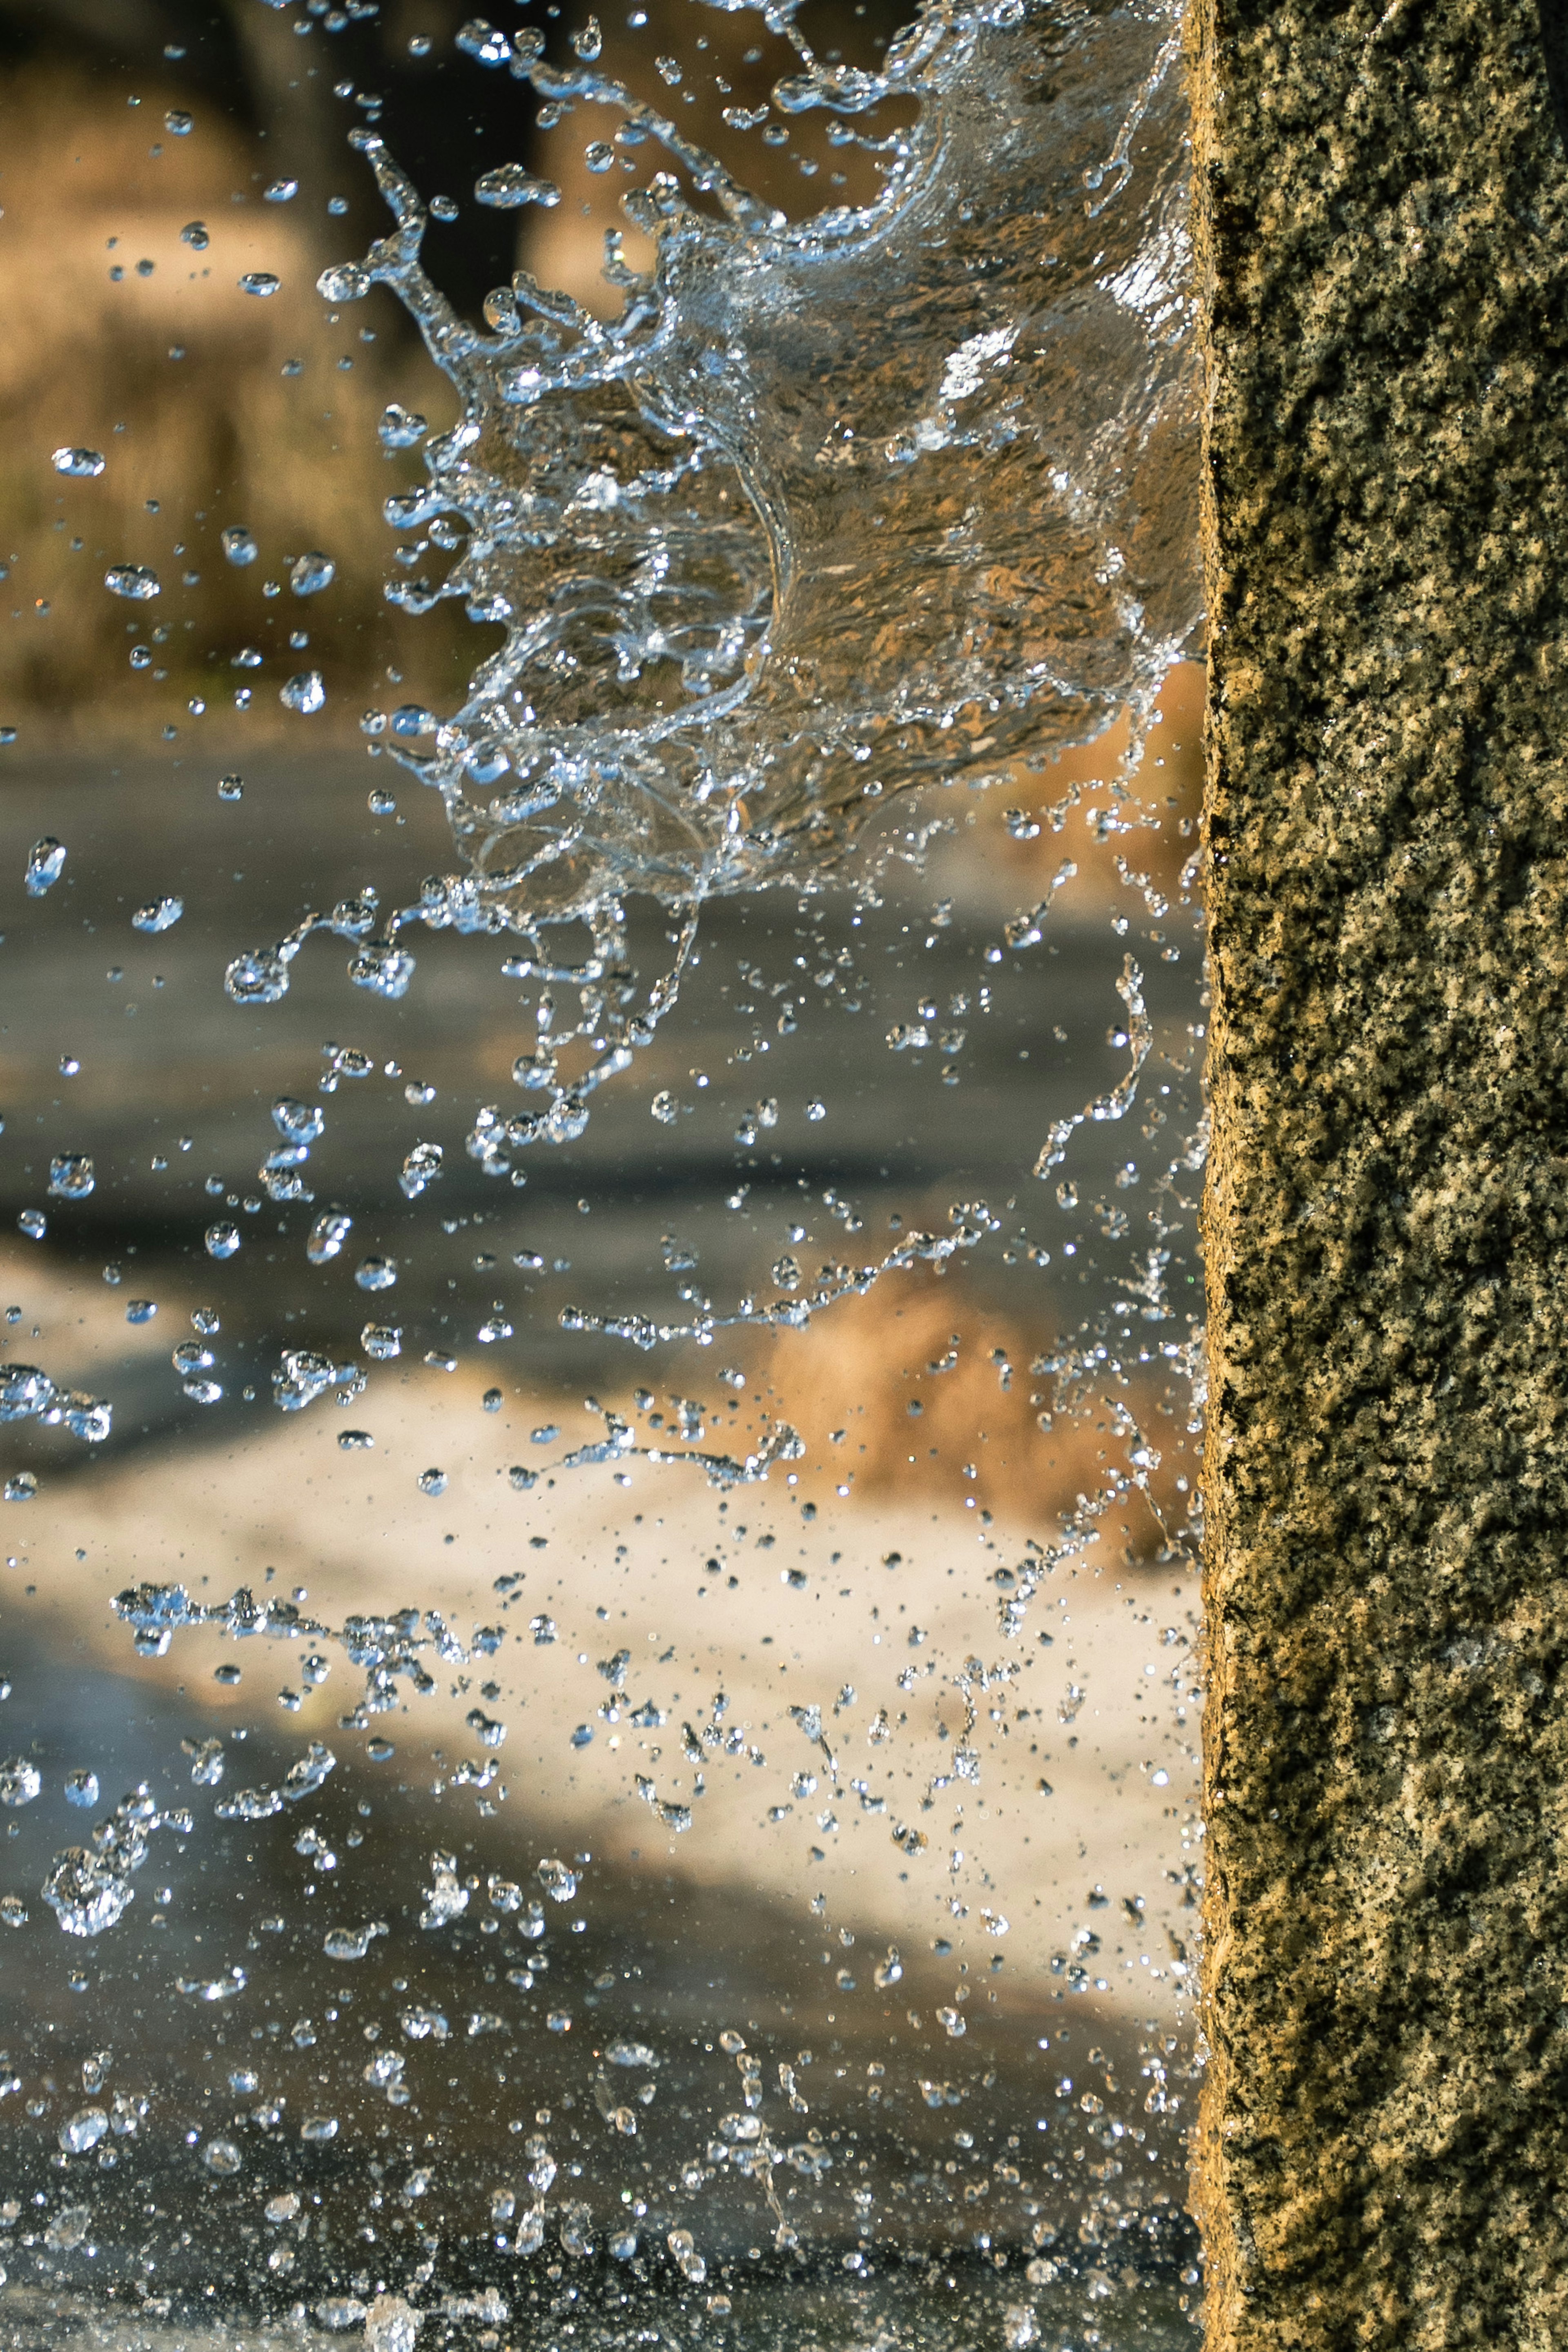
1193;2;1568;2345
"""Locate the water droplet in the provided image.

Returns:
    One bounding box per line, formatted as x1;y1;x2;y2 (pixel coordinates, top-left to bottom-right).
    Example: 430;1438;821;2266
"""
48;1153;94;1200
474;164;561;209
202;2138;243;2174
17;1210;46;1241
417;1467;447;1497
315;261;371;303
105;564;160;601
43;1848;135;1937
300;2114;339;2142
378;403;428;449
24;837;66;895
264;178;299;203
280;670;325;715
355;1255;397;1291
220;526;257;568
52;448;105;479
218;772;244;800
584;141;615;174
290;550;335;596
307;1211;352;1265
238;271;280;297
180;219;209;248
324;1921;387;1959
131;896;183;933
0;1757;41;1806
60;2106;108;2154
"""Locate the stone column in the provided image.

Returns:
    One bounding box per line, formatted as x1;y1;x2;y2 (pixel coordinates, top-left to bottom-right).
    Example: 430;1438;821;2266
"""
1193;2;1568;2343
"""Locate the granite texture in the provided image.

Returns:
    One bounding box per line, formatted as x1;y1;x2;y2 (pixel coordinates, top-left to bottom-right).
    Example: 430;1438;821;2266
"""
1192;2;1568;2345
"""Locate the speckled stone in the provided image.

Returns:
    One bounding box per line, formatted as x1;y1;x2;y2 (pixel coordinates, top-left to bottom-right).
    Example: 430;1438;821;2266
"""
1192;2;1568;2345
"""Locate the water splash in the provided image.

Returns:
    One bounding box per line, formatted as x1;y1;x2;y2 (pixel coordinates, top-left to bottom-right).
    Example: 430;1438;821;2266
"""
232;0;1198;1168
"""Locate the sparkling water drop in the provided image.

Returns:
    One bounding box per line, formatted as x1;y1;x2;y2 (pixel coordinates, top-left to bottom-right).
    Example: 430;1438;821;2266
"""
105;564;160;600
273;1096;324;1145
280;669;325;715
316;260;371;303
378;403;427;449
17;1210;46;1241
42;1847;135;1937
474;164;561;209
25;838;66;896
456;18;512;64
131;895;183;933
355;1254;397;1291
238;270;280;297
205;1223;241;1259
537;1857;577;1902
165;109;193;135
290;550;335;595
60;2106;108;2153
52;447;105;479
0;1365;53;1420
180;219;209;248
220;526;257;567
225;946;290;1004
307;1210;352;1264
48;1154;94;1199
264;178;299;203
64;1770;99;1809
0;1756;42;1805
417;1467;447;1496
399;1142;443;1199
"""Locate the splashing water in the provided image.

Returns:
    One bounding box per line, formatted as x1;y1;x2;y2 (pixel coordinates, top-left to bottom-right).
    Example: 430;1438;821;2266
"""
231;0;1198;1165
0;4;1207;2342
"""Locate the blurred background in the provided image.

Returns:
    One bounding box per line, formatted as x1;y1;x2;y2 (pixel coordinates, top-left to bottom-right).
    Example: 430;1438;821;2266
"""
0;6;1206;2345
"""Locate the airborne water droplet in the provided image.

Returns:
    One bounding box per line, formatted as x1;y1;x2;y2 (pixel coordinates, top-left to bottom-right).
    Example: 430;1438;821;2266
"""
131;896;183;933
105;564;159;601
378;403;428;449
24;837;66;895
48;1154;94;1199
289;550;335;596
279;670;325;715
238;270;280;297
52;447;105;479
474;163;561;210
